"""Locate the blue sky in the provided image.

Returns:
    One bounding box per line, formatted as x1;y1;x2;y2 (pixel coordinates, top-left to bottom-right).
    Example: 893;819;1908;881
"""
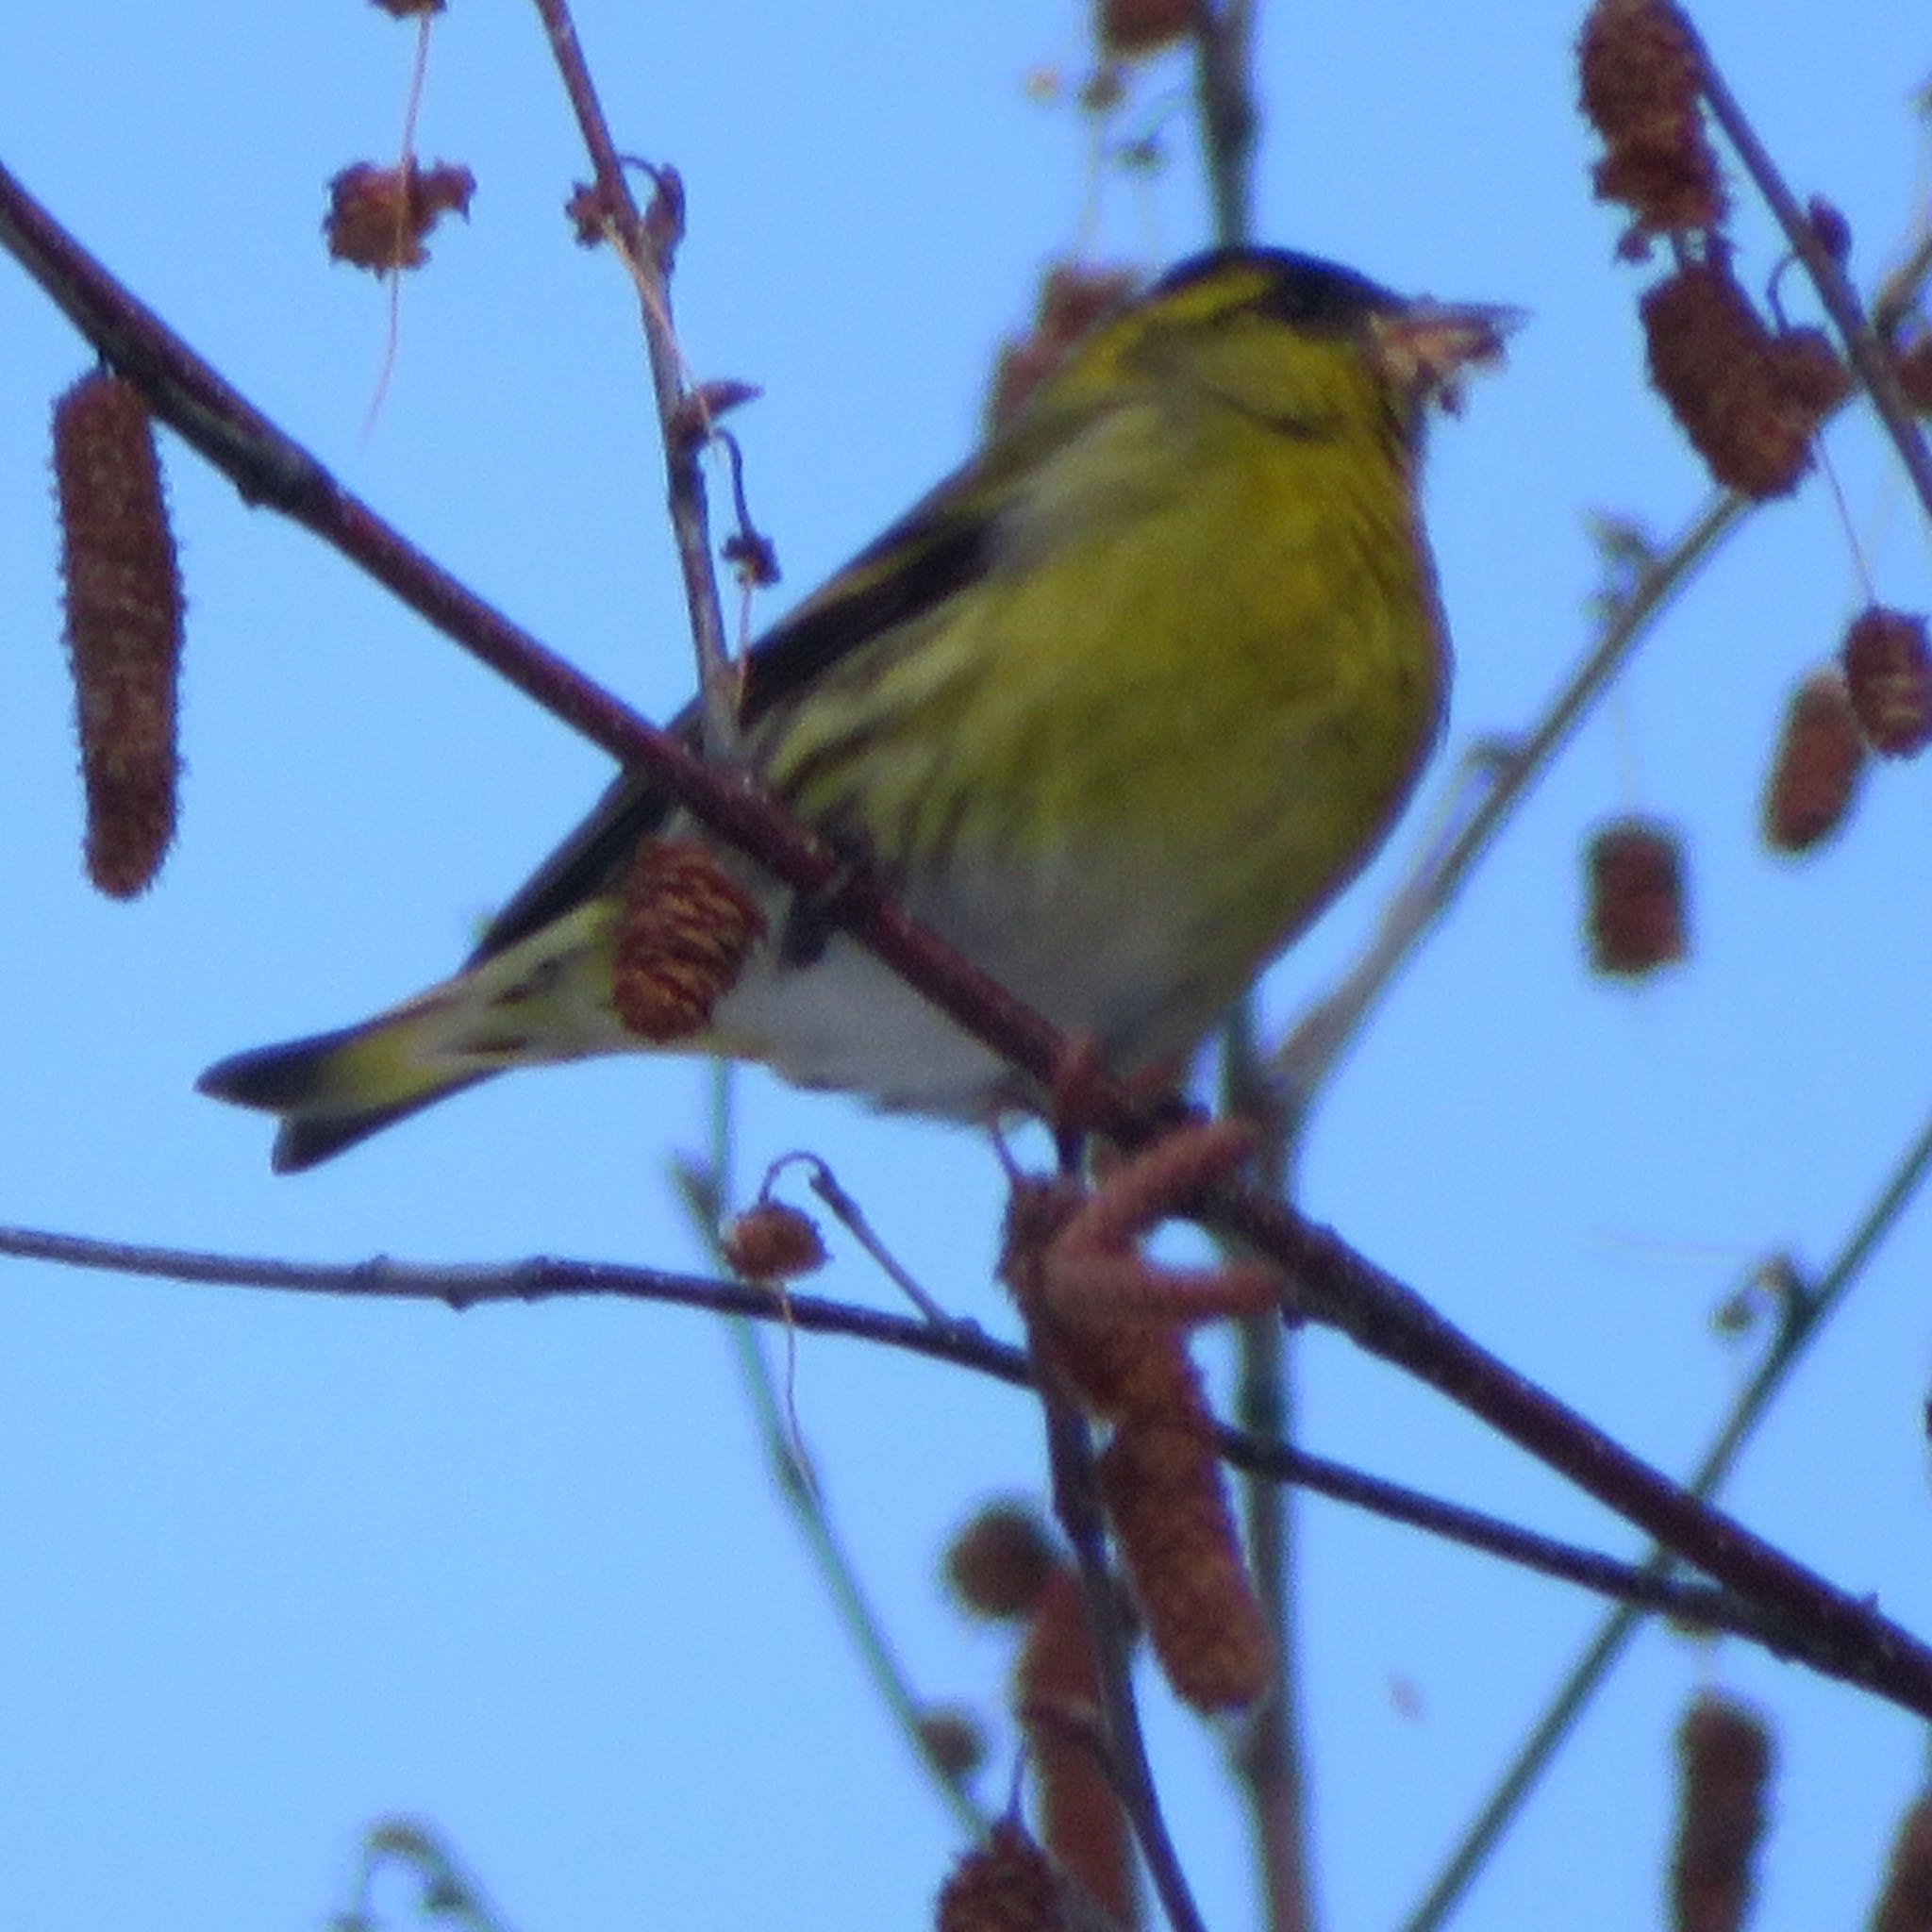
4;5;1931;1930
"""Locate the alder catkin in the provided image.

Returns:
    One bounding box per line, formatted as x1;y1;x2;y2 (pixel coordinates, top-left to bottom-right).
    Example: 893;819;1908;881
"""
1762;670;1864;853
1871;1793;1932;1932
1840;608;1932;758
1098;1416;1273;1712
52;370;185;899
1587;817;1688;976
1669;1694;1773;1932
1012;1568;1134;1927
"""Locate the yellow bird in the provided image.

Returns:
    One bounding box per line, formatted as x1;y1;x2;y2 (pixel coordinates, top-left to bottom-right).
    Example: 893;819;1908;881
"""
200;247;1509;1171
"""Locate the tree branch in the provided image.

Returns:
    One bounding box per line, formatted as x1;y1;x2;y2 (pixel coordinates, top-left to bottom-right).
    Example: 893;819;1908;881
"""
7;153;1931;1722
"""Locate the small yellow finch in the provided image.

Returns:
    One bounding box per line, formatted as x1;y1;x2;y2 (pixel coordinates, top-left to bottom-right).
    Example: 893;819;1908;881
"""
201;247;1509;1171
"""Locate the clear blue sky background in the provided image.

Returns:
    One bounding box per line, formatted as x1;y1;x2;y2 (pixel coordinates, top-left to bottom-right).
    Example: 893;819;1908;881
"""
4;5;1931;1930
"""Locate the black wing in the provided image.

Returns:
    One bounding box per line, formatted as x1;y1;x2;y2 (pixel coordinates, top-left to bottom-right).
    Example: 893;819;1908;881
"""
467;473;996;964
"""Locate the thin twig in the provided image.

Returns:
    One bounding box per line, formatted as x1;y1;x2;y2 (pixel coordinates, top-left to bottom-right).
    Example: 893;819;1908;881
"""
1398;1098;1932;1932
1035;1367;1209;1932
1189;11;1310;1922
1192;0;1257;246
1222;1009;1314;1932
8;155;1932;1720
769;1153;953;1325
0;1220;1887;1675
527;0;740;756
674;1077;989;1839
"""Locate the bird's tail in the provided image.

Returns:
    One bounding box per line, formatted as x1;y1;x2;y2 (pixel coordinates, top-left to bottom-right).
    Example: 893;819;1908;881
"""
198;904;622;1171
197;998;497;1173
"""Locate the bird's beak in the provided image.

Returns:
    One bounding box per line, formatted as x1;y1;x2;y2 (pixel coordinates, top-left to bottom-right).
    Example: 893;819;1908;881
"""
1372;300;1525;413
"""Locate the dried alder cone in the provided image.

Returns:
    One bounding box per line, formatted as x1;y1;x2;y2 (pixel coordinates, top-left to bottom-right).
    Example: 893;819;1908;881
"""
935;1822;1068;1932
1762;670;1865;854
52;371;185;898
1641;259;1849;497
1587;817;1688;977
1840;608;1932;758
325;159;475;273
1576;0;1725;250
611;840;767;1041
1013;1566;1135;1929
1670;1694;1773;1932
915;1707;988;1783
1872;1793;1932;1932
945;1504;1059;1622
719;1201;826;1282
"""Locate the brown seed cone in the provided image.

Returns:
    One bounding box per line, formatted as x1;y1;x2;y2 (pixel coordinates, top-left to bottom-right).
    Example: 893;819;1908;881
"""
1577;0;1725;242
1095;0;1198;58
935;1821;1069;1932
1641;261;1843;496
52;371;185;898
1871;1793;1932;1932
1762;669;1865;853
917;1707;990;1785
325;159;475;273
1587;817;1688;977
611;840;767;1041
1013;1568;1134;1928
945;1504;1060;1622
1841;607;1932;758
720;1201;827;1282
1670;1693;1773;1932
1098;1418;1273;1712
988;263;1141;432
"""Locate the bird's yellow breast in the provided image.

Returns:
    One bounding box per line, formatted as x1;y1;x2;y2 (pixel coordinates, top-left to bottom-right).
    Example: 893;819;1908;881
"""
767;383;1445;1022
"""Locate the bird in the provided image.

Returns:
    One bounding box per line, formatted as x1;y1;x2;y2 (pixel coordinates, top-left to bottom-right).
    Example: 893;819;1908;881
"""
198;246;1511;1172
